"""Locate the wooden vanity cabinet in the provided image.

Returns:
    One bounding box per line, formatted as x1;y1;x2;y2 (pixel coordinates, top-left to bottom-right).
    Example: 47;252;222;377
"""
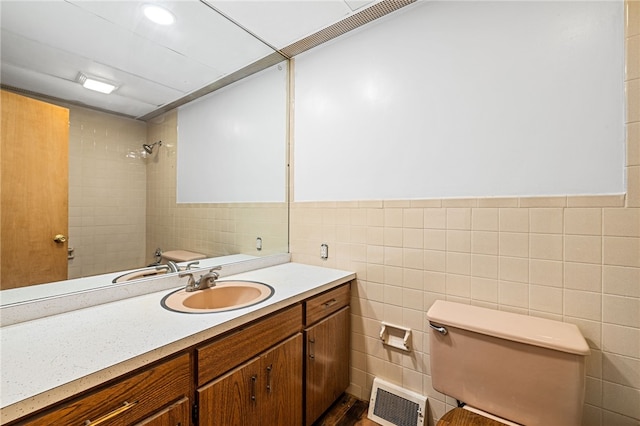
304;283;351;426
198;333;303;426
195;305;303;425
8;281;353;426
17;353;192;426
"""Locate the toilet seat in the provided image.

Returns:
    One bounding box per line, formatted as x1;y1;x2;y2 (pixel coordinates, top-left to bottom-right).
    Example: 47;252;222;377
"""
437;408;511;426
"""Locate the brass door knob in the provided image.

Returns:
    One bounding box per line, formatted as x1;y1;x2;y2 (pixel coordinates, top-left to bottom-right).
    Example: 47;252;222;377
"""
53;234;67;243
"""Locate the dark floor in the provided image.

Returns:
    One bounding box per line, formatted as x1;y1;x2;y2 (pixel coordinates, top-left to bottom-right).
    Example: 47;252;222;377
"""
314;394;380;426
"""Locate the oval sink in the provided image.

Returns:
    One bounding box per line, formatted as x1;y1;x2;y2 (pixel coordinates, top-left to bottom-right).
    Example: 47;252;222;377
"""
161;281;274;314
113;267;169;283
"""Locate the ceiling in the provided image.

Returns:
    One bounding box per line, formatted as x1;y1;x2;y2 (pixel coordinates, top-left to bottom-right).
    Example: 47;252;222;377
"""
0;0;383;120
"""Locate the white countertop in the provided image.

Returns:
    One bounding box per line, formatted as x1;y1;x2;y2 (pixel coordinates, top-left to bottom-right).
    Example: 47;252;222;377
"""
0;262;355;424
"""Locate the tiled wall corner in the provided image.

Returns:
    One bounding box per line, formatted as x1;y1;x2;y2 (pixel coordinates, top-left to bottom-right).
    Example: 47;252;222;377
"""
67;105;147;278
66;105;289;278
627;0;640;208
145;110;288;262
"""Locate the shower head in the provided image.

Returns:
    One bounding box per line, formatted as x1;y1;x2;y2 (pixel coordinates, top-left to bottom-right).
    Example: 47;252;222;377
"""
143;140;162;154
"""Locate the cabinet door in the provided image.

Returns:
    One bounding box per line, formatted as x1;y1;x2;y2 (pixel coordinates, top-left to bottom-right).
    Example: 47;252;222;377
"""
197;305;302;386
261;333;303;425
305;306;350;426
198;357;261;426
198;334;303;426
135;397;190;426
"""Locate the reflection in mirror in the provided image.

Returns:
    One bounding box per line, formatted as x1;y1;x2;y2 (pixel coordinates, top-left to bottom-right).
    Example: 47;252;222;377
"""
147;62;289;266
0;1;289;299
0;65;289;296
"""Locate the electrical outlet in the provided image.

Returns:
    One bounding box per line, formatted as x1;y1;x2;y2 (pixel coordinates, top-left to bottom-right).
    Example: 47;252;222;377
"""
320;243;328;259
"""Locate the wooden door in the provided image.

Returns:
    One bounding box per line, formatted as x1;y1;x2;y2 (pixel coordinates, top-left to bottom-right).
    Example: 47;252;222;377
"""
261;333;303;425
305;307;351;426
1;90;69;288
198;356;261;426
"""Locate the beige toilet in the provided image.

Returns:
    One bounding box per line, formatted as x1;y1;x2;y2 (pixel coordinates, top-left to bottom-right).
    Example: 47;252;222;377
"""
427;300;590;426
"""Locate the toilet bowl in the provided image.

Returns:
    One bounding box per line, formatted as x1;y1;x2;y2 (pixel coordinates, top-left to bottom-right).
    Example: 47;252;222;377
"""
427;300;590;426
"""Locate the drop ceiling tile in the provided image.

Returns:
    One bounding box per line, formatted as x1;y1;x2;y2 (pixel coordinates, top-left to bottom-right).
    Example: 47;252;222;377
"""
1;29;204;108
1;63;157;117
67;1;275;74
2;2;224;91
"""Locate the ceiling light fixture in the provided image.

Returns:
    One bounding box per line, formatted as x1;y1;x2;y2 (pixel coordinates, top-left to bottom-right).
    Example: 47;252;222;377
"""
77;73;118;94
143;4;175;25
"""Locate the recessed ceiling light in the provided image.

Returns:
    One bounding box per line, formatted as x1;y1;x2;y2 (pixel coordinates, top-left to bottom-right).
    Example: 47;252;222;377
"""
77;73;118;94
143;4;175;25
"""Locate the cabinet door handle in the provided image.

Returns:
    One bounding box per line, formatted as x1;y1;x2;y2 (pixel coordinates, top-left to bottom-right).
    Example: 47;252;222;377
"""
322;298;337;308
250;375;257;401
309;337;315;359
83;400;138;425
266;364;273;393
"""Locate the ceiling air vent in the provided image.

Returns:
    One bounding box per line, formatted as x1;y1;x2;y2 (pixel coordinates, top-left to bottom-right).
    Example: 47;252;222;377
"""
278;0;415;58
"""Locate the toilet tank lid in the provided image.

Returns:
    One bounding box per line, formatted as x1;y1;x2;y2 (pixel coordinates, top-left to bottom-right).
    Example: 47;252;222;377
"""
427;300;590;355
162;250;206;262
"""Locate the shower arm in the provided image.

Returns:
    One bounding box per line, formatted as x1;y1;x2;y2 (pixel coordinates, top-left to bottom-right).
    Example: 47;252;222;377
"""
143;140;162;154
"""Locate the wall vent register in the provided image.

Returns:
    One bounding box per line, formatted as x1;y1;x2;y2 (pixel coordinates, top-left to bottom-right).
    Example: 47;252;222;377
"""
368;378;426;426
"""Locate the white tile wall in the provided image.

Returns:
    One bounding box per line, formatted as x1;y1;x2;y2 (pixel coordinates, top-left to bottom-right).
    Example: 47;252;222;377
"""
67;106;147;278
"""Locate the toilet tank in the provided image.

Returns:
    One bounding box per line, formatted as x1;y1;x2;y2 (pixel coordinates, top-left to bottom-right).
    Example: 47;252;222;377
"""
427;301;590;426
161;250;206;263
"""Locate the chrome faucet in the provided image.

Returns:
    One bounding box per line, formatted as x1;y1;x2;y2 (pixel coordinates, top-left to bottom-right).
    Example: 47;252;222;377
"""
158;261;198;273
186;261;200;270
155;264;170;272
166;260;180;273
179;266;222;292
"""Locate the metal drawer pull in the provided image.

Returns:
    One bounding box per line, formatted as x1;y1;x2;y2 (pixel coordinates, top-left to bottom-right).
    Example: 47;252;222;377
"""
322;298;337;308
84;400;138;425
309;337;315;359
250;375;257;401
429;322;448;335
266;364;273;392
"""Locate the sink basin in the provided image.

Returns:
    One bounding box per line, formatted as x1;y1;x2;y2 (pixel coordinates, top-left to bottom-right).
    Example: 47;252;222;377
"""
113;267;169;283
161;280;274;313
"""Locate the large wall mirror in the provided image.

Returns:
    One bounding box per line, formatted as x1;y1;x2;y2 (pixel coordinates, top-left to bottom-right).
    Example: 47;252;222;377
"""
0;1;289;299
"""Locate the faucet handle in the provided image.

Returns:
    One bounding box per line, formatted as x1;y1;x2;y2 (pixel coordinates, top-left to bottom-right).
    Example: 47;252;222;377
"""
198;267;221;288
179;272;197;292
186;261;200;270
204;266;222;280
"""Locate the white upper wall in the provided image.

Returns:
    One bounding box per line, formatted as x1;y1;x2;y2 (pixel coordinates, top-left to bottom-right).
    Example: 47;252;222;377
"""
177;62;288;203
293;1;626;201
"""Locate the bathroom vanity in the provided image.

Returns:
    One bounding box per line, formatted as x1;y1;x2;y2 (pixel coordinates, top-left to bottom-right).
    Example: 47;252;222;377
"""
0;262;354;425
